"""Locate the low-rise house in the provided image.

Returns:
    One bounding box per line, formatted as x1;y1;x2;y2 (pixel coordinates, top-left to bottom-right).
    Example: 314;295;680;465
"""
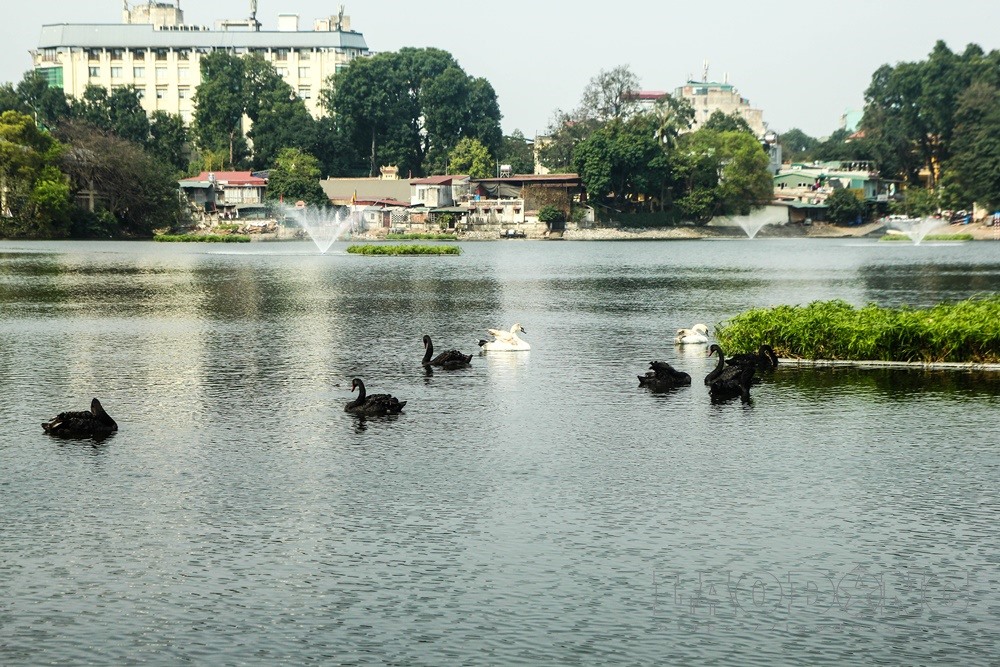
410;175;471;208
179;171;267;220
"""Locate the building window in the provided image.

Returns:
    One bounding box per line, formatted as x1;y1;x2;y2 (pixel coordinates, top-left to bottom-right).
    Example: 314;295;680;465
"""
136;89;145;99
110;66;122;79
177;49;189;61
178;68;189;80
155;49;168;61
110;48;124;61
132;49;145;61
275;48;289;61
298;67;310;78
88;66;100;78
156;87;167;100
178;87;189;100
133;67;145;78
156;67;168;81
298;87;311;99
86;49;101;62
276;67;289;77
299;49;311;61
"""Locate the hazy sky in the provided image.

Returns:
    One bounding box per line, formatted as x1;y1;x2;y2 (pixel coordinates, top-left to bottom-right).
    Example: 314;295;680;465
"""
4;1;1000;138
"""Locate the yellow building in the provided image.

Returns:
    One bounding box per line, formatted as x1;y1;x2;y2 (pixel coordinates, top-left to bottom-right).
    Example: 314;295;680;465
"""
31;1;369;123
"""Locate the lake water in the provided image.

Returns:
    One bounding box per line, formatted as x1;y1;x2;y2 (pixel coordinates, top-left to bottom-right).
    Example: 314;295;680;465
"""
2;238;999;665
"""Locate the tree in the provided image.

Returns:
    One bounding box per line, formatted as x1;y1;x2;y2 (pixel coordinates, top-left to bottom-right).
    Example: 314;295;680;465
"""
265;147;329;207
192;51;249;168
573;115;667;208
578;64;641;122
70;85;150;144
826;187;866;224
703;110;754;135
322;47;501;177
778;128;819;162
13;70;71;128
56;120;181;236
947;81;1000;210
498;130;534;175
248;89;317;171
0;110;71;238
448;137;492;179
148;110;189;173
536;110;600;173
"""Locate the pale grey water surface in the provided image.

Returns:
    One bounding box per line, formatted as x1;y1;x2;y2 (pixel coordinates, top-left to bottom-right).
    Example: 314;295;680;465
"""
1;238;999;665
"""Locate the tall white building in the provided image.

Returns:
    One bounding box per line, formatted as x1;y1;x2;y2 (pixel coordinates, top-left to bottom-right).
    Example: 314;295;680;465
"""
31;1;369;123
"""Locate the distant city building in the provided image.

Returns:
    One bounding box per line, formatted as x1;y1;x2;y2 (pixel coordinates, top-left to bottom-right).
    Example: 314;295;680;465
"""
628;90;668;114
31;1;368;123
674;67;766;137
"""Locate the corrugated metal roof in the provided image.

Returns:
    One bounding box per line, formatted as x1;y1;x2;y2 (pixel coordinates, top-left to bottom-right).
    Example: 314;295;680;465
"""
37;23;368;50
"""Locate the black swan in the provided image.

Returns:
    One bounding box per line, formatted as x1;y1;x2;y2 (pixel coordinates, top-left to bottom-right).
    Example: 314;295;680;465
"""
42;398;118;438
709;363;756;403
705;344;761;386
344;378;406;416
638;360;692;391
422;334;472;369
725;344;779;371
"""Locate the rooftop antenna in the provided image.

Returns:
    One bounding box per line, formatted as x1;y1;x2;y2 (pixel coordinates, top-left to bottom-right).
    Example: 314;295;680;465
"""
250;0;260;30
702;60;709;82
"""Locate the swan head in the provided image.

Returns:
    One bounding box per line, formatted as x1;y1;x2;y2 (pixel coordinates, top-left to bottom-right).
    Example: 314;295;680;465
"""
707;344;723;358
350;378;364;393
514;323;526;334
422;335;432;348
693;323;709;335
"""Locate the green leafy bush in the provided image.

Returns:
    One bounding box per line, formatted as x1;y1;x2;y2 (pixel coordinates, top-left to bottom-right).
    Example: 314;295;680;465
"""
346;244;461;255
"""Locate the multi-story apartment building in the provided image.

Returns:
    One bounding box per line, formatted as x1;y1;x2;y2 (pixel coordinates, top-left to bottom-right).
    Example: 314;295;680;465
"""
674;74;766;138
31;1;369;123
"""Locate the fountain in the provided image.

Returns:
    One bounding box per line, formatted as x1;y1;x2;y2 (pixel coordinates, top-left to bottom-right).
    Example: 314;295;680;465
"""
283;204;354;253
885;216;943;245
727;208;786;239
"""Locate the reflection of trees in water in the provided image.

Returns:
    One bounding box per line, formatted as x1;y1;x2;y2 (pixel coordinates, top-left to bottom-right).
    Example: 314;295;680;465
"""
860;263;1000;308
774;366;1000;402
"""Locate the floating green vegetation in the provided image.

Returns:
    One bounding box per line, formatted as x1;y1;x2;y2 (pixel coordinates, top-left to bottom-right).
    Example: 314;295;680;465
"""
716;296;1000;363
385;233;458;240
154;234;251;243
879;233;974;242
346;244;461;256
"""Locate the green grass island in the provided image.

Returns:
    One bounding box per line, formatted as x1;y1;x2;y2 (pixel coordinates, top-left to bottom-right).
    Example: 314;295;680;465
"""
717;296;1000;364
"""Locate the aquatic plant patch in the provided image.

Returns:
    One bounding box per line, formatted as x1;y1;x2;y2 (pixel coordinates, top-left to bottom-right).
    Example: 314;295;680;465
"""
717;296;1000;363
154;234;251;243
346;244;461;256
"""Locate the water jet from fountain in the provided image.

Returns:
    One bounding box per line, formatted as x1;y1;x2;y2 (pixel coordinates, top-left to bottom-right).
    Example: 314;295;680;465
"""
886;216;942;245
283;204;354;253
727;209;786;239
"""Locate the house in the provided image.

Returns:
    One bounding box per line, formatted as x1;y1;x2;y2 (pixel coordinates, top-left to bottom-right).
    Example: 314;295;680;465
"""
410;175;471;208
178;171;267;220
772;161;899;223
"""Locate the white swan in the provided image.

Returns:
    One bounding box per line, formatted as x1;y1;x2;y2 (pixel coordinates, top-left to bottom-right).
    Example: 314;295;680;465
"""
479;323;531;351
674;323;709;345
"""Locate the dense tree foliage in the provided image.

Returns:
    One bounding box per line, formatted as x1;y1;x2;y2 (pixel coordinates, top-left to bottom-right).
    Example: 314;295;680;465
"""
578;65;641;123
55;120;182;236
448;137;493;179
777;128;820;162
826;188;866;224
497;130;534;175
264;148;329;207
0;110;72;238
192;51;251;167
862;40;1000;189
322;47;502;177
703;110;754;135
